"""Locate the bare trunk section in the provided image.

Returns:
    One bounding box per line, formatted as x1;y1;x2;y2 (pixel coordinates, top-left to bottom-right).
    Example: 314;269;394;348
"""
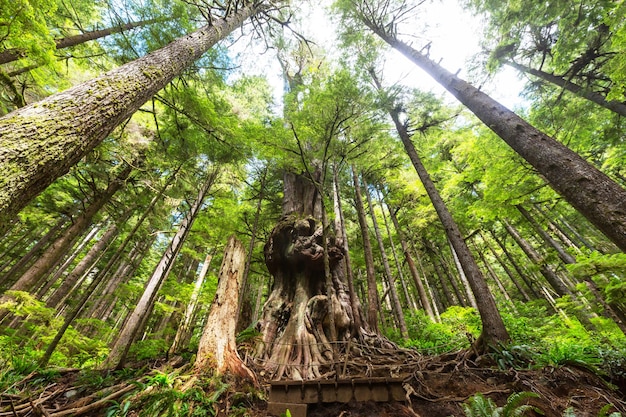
195;237;255;380
0;3;261;231
101;170;217;369
0;19;159;65
480;232;531;302
503;220;572;297
362;21;626;252
505;60;626;118
45;217;124;309
333;165;365;333
0;218;66;288
517;205;577;265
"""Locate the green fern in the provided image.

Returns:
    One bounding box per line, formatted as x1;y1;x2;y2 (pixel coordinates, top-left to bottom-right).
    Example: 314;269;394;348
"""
462;391;543;417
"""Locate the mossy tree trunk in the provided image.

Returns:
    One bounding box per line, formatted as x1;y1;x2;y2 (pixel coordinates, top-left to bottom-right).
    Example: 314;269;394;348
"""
0;3;262;232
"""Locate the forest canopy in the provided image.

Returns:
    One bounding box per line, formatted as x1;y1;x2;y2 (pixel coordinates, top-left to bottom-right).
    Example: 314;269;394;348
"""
0;0;625;416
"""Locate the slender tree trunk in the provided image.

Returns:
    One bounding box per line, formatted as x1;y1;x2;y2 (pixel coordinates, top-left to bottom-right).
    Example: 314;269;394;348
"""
363;178;408;339
378;87;509;347
46;216;125;309
0;218;66;287
388;206;436;320
480;232;531;302
0;3;262;230
86;167;180;320
376;189;416;310
333;164;364;332
195;236;255;380
101;170;217;369
0;164;132;308
431;256;454;308
351;165;380;332
505;60;626;117
533;204;583;253
237;166;267;332
361;19;626;252
517;205;576;264
36;225;100;300
448;239;479;310
503;220;572;297
491;231;541;299
169;253;212;355
0;19;159;65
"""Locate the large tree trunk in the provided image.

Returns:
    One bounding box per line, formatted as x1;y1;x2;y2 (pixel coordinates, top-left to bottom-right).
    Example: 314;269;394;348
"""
101;170;217;369
195;237;255;381
254;169;352;380
505;60;626;118
382;94;510;349
0;3;262;231
360;17;626;252
0;19;159;65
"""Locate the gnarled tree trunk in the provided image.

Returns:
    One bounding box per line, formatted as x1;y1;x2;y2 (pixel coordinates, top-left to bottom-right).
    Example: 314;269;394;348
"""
254;169;352;380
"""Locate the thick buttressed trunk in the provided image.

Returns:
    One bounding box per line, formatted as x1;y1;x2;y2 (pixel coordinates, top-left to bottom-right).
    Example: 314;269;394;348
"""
254;170;354;380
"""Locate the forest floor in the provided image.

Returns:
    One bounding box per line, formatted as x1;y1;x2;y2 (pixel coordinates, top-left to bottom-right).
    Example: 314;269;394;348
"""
1;350;625;417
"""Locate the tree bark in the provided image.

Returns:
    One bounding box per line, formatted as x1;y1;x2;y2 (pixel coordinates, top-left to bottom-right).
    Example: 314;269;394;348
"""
351;165;380;332
195;237;255;380
360;19;626;252
0;3;262;231
0;19;159;65
505;60;626;118
101;169;217;369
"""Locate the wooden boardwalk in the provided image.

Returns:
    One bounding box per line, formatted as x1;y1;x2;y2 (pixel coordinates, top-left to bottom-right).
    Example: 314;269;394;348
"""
267;377;407;417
